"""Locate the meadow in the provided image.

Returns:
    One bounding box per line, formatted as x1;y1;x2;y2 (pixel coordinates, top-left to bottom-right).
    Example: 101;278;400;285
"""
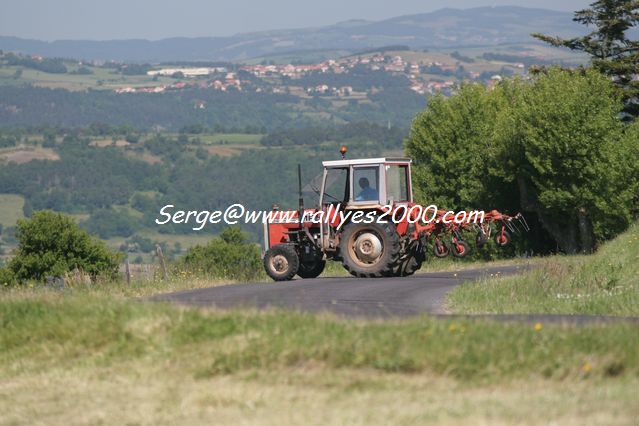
1;285;638;425
1;221;638;424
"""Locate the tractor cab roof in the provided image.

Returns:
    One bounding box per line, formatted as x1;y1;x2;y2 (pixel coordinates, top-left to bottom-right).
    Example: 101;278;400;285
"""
322;157;412;168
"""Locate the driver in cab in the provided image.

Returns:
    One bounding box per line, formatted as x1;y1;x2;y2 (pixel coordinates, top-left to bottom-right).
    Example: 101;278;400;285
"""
355;177;379;201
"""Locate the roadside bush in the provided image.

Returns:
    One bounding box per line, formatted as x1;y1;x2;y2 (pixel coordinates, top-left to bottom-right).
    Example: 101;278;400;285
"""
176;227;262;281
0;211;121;285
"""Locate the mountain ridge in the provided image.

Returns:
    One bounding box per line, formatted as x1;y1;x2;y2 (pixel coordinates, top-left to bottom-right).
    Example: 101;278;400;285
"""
0;6;585;62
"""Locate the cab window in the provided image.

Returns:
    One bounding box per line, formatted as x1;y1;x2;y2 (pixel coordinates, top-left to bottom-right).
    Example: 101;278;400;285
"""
353;166;380;202
386;165;409;202
322;167;349;204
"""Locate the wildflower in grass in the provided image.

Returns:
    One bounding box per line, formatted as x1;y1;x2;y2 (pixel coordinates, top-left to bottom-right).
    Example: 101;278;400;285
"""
534;323;543;331
582;362;593;373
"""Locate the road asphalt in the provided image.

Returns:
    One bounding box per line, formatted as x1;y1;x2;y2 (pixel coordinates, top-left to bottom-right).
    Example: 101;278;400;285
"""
150;264;639;324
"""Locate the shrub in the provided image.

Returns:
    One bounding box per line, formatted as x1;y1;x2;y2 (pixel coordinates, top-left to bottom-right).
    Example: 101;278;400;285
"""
177;227;262;281
3;211;121;284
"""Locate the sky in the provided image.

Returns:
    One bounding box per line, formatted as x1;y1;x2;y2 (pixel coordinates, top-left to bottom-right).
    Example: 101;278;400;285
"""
0;0;592;41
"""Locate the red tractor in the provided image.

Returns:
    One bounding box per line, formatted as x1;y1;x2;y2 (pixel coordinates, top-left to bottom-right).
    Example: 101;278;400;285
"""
262;149;527;281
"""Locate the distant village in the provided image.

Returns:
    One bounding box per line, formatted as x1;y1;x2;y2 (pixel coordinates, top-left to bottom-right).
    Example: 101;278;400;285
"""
113;53;519;97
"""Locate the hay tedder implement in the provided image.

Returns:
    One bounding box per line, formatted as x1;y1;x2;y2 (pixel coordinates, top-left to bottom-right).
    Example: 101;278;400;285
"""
263;148;529;281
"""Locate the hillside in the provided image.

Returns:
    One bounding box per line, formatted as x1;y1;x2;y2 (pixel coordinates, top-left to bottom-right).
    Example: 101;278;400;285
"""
0;7;586;62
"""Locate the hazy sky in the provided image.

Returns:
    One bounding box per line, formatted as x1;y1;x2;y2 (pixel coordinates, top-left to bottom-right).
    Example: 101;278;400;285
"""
0;0;591;41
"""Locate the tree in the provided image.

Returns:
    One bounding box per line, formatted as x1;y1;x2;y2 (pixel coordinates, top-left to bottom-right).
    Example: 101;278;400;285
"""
406;69;639;254
495;68;637;253
406;83;513;210
532;1;639;117
1;211;121;284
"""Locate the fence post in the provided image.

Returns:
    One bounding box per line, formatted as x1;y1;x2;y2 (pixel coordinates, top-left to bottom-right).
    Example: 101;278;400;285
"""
125;258;131;286
156;244;169;280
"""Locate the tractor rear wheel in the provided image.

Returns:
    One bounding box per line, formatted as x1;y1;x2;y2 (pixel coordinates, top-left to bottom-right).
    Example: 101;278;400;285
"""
297;259;326;279
339;221;400;278
263;244;299;281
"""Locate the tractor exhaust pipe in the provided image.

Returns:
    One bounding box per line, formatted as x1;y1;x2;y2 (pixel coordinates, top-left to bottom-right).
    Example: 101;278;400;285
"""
298;164;304;227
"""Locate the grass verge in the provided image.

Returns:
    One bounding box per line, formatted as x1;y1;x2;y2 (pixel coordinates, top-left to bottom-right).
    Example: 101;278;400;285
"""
1;291;638;424
448;223;639;316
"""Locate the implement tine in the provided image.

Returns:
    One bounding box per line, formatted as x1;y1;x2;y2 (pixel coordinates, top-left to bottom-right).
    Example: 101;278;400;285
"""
517;214;531;232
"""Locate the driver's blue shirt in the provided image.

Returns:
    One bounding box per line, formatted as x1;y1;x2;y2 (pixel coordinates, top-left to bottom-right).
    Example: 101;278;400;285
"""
355;187;379;201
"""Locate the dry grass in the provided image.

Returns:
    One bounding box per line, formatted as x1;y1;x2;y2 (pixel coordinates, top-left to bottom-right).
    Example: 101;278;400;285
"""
124;150;163;164
89;138;130;147
0;147;59;164
205;145;245;157
1;364;637;425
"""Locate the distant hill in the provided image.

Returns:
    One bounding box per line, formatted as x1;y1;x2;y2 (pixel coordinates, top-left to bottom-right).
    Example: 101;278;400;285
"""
0;6;587;63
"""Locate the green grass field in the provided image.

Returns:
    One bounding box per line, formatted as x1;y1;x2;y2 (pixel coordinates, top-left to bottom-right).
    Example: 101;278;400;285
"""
0;194;25;228
0;64;175;91
192;133;264;145
1;286;638;424
448;223;639;316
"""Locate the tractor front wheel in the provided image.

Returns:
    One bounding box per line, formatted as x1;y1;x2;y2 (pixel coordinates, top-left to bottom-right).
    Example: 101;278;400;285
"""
263;244;299;281
339;221;400;278
297;259;326;279
396;252;424;277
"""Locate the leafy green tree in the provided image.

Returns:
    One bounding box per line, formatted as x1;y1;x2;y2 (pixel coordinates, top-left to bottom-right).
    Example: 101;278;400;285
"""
407;68;639;254
495;68;637;253
1;211;121;284
406;83;513;210
532;0;639;117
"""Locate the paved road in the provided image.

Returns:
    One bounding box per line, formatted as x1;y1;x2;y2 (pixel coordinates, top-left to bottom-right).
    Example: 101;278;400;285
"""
152;265;523;318
152;264;639;324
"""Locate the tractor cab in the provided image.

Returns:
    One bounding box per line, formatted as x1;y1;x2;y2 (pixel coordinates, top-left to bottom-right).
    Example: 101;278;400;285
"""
319;157;413;208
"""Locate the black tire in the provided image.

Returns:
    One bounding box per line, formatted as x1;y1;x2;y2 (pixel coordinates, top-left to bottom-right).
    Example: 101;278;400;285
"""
339;221;400;278
396;251;425;277
297;259;326;279
263;244;299;281
451;240;470;258
494;230;512;247
432;241;450;258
